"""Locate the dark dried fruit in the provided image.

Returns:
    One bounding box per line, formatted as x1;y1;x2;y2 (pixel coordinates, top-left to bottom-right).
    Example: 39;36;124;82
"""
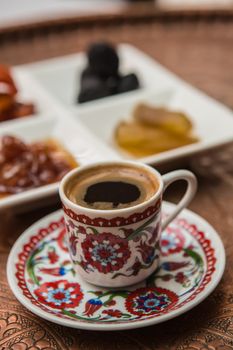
117;73;140;93
77;42;140;103
78;78;110;103
87;42;119;78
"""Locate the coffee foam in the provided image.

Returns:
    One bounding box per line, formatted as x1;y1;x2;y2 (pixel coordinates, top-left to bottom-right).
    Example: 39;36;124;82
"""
66;164;159;210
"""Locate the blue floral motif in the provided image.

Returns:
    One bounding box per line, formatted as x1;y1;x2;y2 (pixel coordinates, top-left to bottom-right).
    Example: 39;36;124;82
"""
92;244;118;266
47;288;71;306
136;292;169;313
125;287;178;316
81;232;130;273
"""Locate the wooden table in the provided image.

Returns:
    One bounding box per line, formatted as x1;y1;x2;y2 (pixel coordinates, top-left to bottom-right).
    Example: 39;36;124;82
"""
0;7;233;350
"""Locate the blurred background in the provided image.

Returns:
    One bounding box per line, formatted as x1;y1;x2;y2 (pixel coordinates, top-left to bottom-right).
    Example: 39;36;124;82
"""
1;0;233;29
1;0;233;108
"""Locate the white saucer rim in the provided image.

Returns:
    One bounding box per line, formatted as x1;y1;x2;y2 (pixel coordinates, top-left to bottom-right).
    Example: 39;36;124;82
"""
7;202;225;331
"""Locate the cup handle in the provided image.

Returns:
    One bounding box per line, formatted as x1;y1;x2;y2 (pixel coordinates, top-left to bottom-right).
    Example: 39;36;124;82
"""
161;170;197;231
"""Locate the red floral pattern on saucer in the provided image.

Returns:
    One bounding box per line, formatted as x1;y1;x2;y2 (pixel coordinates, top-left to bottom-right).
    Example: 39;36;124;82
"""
9;204;222;330
35;280;83;309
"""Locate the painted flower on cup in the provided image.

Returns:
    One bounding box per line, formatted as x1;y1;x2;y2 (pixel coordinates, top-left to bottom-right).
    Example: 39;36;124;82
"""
160;228;185;256
128;258;142;276
69;232;79;256
34;280;83;309
137;241;156;264
81;232;130;273
125;287;178;316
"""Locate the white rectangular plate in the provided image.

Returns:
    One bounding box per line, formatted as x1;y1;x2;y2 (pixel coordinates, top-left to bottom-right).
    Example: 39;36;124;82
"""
23;44;233;165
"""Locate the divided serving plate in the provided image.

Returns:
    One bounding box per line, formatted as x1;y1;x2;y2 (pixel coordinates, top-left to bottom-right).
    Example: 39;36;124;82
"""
20;44;233;165
2;44;233;210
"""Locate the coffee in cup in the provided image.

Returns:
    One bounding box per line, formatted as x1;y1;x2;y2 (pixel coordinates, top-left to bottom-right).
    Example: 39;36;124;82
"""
65;164;159;210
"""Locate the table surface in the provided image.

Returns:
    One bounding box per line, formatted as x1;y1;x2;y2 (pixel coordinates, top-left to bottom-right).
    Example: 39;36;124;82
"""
0;7;233;350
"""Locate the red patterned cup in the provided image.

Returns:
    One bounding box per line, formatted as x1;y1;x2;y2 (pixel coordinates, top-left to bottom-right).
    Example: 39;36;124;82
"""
59;161;197;287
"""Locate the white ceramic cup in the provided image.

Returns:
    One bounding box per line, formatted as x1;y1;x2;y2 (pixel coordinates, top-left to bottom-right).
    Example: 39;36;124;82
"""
59;160;197;287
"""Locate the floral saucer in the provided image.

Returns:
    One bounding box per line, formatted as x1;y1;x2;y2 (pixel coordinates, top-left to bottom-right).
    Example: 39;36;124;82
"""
7;202;225;331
